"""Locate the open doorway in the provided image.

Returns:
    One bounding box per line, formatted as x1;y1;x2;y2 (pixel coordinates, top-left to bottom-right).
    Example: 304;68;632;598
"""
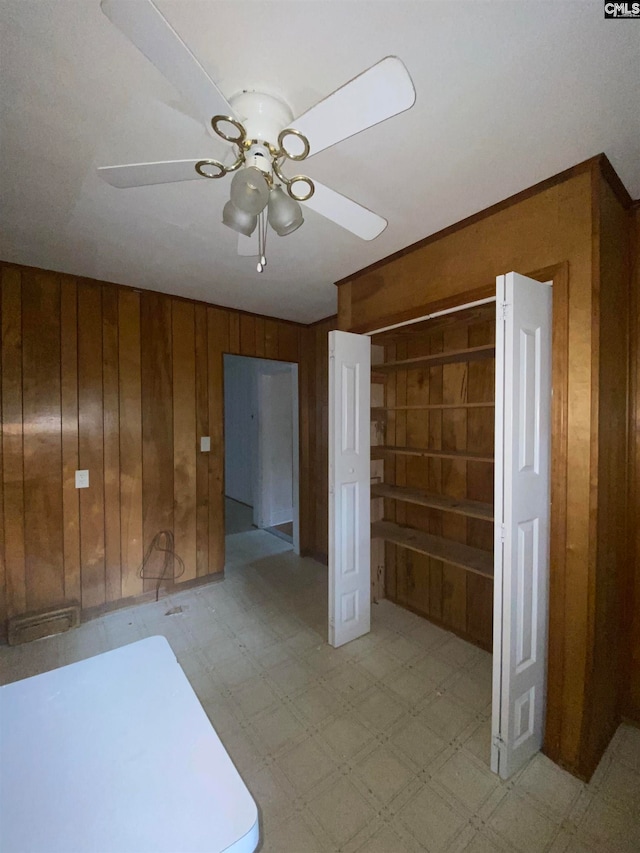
223;354;300;553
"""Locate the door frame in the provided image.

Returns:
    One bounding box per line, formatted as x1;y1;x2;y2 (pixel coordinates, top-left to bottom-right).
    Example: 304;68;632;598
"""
222;354;300;555
337;276;557;775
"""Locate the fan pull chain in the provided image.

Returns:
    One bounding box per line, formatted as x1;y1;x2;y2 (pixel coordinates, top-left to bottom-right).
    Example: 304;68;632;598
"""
256;209;268;273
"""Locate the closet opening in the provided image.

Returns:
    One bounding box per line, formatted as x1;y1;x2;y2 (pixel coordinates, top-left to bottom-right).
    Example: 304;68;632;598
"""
369;299;497;652
329;273;552;779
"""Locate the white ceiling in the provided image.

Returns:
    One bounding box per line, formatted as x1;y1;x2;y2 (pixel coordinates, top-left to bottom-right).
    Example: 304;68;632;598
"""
1;1;638;323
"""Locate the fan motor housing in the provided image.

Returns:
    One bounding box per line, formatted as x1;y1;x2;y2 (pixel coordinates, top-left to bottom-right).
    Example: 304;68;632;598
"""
229;91;293;147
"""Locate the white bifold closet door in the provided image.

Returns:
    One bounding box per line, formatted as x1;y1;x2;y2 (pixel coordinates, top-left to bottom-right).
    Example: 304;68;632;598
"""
492;272;552;779
328;331;371;648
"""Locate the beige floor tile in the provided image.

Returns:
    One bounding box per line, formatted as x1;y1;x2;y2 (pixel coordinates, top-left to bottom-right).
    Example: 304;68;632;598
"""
353;685;407;733
243;763;294;822
248;703;307;756
385;634;425;664
387;667;436;704
354;742;417;804
308;776;378;847
449;670;493;713
212;653;260;688
407;652;457;686
461;830;515;852
419;693;476;742
234;624;280;652
578;793;640;852
434;748;502;812
352;823;421;853
561;837;601;853
435;635;482;668
260;811;327;853
200;693;243;737
200;634;246;666
464;718;492;764
487;790;561;853
398;782;469;850
277;736;338;793
322;661;376;699
597;760;640;815
290;683;344;726
229;676;280;719
358;647;405;680
515;752;584;820
390;715;448;768
318;714;376;760
267;658;316;695
251;640;296;670
407;618;451;648
616;723;640;773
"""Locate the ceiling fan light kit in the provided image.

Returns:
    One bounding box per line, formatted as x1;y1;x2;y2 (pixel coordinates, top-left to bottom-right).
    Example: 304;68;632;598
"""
98;0;416;271
222;200;257;238
268;186;304;237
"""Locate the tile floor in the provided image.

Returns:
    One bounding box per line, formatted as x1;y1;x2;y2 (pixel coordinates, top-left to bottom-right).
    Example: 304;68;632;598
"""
1;527;640;852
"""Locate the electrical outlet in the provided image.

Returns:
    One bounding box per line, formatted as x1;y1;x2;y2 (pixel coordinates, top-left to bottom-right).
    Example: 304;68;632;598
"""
75;470;89;489
200;436;211;452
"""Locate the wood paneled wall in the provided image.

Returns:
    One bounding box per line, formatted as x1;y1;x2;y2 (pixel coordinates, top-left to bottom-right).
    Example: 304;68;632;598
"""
625;203;640;724
299;316;337;561
0;263;309;630
336;156;633;780
583;175;631;764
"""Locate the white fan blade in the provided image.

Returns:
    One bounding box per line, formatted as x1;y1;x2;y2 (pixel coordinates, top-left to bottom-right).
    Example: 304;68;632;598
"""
101;0;236;126
291;57;415;158
237;234;259;256
98;159;208;188
303;182;387;241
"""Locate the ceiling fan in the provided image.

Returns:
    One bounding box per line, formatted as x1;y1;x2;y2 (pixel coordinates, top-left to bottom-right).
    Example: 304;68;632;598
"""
98;0;416;270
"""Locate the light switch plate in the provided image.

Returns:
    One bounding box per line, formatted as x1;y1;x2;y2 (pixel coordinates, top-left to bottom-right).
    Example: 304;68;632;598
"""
75;470;89;489
200;436;211;452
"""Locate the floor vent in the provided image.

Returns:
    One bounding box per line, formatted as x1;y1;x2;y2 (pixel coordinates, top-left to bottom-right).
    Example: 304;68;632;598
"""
8;604;80;646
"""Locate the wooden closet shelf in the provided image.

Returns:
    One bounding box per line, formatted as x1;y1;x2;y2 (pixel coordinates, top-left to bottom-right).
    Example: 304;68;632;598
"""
374;344;495;372
372;520;494;579
371;445;494;463
371;483;493;520
371;403;495;414
371;371;389;384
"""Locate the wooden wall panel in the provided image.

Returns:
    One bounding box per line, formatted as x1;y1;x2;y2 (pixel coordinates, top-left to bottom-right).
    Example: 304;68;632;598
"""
626;204;640;723
0;262;318;633
141;294;174;590
60;279;80;604
102;286;121;602
77;282;106;609
194;304;209;577
21;271;64;611
239;313;255;356
207;308;227;575
2;267;26;618
297;316;336;560
118;290;143;600
172;300;197;582
0;284;4;629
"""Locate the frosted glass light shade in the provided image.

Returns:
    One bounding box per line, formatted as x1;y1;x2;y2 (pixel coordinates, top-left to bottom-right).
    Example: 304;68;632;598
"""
268;186;304;236
230;167;270;215
222;200;257;236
